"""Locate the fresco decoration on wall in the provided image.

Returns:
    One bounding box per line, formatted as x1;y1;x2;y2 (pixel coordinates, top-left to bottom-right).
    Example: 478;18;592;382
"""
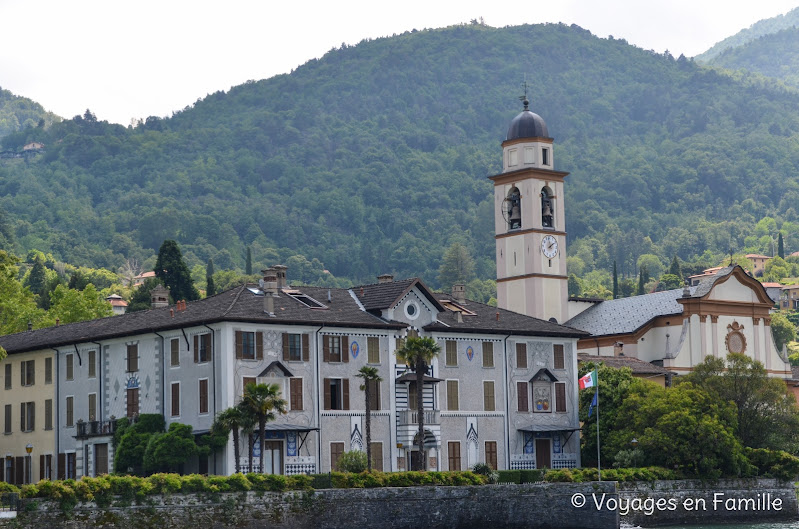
126;375;140;390
287;432;298;457
466;346;474;362
534;384;551;412
351;341;359;359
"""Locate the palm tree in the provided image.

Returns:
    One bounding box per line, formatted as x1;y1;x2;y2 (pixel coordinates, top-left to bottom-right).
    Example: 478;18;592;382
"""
395;337;441;471
355;366;383;472
212;406;245;473
241;382;287;473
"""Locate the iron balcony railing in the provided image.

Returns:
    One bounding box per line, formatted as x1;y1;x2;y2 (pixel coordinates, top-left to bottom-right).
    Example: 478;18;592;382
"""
75;419;117;439
398;409;440;426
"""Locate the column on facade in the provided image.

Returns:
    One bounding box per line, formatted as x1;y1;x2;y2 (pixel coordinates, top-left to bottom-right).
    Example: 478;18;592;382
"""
753;318;761;364
711;316;719;358
699;315;708;359
689;314;702;367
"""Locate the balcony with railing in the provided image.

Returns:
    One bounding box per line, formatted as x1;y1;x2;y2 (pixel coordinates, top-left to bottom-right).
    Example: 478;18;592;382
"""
398;409;440;426
75;419;117;439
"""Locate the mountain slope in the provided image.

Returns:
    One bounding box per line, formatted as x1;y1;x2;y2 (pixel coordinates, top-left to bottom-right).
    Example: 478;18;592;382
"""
696;7;799;62
3;22;799;286
705;26;799;88
0;87;60;139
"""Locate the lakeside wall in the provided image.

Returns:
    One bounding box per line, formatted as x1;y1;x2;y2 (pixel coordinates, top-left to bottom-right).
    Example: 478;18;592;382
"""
2;479;796;529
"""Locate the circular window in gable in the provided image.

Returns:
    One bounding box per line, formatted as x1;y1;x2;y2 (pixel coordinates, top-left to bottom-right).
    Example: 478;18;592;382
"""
725;321;747;354
405;301;419;320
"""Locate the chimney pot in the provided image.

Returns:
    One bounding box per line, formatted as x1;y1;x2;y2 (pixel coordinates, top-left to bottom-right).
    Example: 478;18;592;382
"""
170;308;174;318
272;264;288;288
452;283;466;304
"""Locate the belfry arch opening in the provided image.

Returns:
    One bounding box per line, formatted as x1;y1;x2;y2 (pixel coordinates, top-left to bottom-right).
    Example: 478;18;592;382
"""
541;187;554;229
505;187;521;230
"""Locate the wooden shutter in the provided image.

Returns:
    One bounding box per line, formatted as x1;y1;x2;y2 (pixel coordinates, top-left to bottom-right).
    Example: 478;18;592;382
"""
322;336;330;362
483;381;495;411
45;357;52;384
171;383;180;416
57;453;66;480
31;361;35;385
517;381;529;412
282;334;289;361
370;442;383;471
343;379;350;410
447;380;459;411
516;343;527;369
4;404;10;433
482;342;494;367
448;442;461;471
40;455;44;480
30;402;34;431
199;380;209;414
323;378;331;410
194;335;199;363
20;403;24;432
45;399;52;430
367;336;379;364
555;382;566;413
486;441;498;471
368;379;381;411
290;378;303;411
446;340;457;366
235;330;243;359
554;344;564;370
342;336;349;363
302;334;310;361
256;332;263;360
13;457;21;485
20;363;24;386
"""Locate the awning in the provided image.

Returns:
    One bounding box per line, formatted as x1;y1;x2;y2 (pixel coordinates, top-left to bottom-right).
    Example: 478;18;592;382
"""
263;423;319;432
517;425;581;433
395;373;443;383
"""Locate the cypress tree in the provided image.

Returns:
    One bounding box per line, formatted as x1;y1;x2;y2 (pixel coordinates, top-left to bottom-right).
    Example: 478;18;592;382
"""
668;256;682;279
206;258;216;297
612;261;618;299
637;267;645;295
245;247;253;275
778;233;785;259
154;240;199;302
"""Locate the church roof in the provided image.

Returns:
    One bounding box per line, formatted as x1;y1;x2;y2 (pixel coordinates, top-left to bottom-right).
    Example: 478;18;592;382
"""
505;99;550;141
577;354;675;376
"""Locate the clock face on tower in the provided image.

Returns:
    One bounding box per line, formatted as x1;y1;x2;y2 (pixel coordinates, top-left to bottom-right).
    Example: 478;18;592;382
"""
541;235;558;258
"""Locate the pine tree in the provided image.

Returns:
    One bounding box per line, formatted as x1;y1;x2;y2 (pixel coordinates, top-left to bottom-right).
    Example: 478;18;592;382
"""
778;233;785;259
245;247;252;275
637;267;646;295
668;256;682;280
154;240;199;302
438;242;475;290
612;261;618;299
206;258;216;297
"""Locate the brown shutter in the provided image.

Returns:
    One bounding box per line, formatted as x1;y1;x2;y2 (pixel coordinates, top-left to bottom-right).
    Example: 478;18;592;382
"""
20;403;24;431
31;402;34;431
282;334;289;361
302;334;309;361
31;361;35;385
40;455;44;480
516;343;527;369
323;378;331;410
256;332;263;360
323;336;330;362
194;335;199;363
342;336;349;363
517;381;529;412
554;344;564;370
13;457;21;485
58;453;66;480
555;382;566;413
235;330;243;359
20;363;24;386
290;378;303;411
343;378;350;410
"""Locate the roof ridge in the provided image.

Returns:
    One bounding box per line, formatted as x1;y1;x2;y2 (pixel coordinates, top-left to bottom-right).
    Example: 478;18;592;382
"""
223;285;249;317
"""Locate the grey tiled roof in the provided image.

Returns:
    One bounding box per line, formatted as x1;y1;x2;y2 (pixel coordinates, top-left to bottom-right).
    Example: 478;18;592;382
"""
355;278;443;312
565;289;686;337
577;354;675;375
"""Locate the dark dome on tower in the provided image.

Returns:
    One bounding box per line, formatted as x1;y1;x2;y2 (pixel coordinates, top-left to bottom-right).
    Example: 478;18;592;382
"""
505;98;549;141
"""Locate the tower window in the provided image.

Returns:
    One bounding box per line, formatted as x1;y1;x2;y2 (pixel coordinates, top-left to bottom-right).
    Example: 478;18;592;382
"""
542;148;550;166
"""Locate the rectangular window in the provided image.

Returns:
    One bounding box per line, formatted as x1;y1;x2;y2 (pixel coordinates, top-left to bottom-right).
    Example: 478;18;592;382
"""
508;148;517;167
283;333;303;361
555;382;567;413
242;376;256;395
445;340;457;366
67;453;76;479
553;344;564;370
323;378;350;410
126;344;138;372
367;378;381;411
395;338;405;352
542;148;549;166
45;357;52;384
516;343;527;369
367;336;380;364
482;341;494;367
517;381;529;412
524;146;535;164
20;402;34;432
408;381;418;411
448;441;461;471
290;378;303;411
483;381;495;412
4;363;10;389
194;333;212;363
446;380;459;411
126;388;138;418
330;442;345;471
88;350;97;378
21;360;34;387
485;441;498;471
323;335;347;363
45;400;52;431
66;396;74;427
66;354;74;381
171;382;180;417
88;393;97;421
370;442;384;472
199;379;209;414
235;330;262;360
4;404;10;433
170;338;180;366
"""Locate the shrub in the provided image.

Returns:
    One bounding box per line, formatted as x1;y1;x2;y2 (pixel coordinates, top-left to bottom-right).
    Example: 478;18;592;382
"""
148;473;183;494
287;474;313;490
519;469;545;483
336;451;368;473
0;482;19;494
496;470;520;484
746;448;799;481
309;473;333;490
544;469;574;482
472;463;498;484
247;473;287;492
180;474;212;493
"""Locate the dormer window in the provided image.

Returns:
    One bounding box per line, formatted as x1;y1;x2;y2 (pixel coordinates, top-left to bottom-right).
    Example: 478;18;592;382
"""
541;187;554;229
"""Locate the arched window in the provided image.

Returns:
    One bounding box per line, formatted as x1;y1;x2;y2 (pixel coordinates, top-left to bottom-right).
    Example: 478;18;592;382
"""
541;187;554;228
504;187;522;230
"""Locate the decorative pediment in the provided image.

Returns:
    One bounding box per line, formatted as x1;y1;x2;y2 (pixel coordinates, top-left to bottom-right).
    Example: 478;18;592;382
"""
529;368;558;383
257;361;293;378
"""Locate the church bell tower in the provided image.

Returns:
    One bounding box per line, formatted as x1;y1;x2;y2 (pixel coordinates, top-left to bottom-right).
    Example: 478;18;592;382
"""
490;96;569;323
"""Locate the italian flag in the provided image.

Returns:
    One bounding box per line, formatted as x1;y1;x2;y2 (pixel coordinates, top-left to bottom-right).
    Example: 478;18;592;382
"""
579;370;598;390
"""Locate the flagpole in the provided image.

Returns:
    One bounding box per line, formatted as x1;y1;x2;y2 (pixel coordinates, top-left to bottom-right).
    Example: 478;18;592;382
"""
596;373;601;481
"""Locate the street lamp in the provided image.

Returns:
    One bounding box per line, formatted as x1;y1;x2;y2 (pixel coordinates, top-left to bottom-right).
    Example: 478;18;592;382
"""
630;438;638;448
25;444;32;484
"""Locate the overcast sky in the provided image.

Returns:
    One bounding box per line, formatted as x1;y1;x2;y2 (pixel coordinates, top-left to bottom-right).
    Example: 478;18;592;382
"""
1;0;797;125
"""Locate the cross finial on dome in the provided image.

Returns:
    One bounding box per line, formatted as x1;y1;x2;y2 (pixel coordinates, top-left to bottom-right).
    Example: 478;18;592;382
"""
519;78;530;110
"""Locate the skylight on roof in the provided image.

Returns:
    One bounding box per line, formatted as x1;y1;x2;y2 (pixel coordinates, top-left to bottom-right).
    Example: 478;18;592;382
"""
286;291;327;309
440;299;476;316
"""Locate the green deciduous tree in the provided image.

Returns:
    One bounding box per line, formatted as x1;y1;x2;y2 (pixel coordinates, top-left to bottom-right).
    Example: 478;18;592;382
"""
114;414;166;476
143;422;198;474
0;251;46;335
48;284;113;324
154;240;199;303
771;312;797;352
356;366;383;471
395;337;440;471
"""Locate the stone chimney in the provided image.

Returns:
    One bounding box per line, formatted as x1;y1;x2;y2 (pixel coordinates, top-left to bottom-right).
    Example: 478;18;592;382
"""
262;268;278;315
377;274;394;284
452;283;466;304
150;285;170;309
273;265;288;288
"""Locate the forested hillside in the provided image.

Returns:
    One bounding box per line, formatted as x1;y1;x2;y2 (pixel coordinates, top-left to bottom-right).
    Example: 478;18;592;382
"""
705;27;799;88
696;7;799;62
3;22;799;291
0;87;60;138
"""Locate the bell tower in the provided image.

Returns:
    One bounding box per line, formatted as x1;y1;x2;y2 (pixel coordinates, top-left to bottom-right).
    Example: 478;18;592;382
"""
489;96;569;323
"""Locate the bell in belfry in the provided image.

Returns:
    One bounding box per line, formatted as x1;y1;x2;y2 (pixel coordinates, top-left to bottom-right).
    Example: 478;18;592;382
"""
509;202;521;228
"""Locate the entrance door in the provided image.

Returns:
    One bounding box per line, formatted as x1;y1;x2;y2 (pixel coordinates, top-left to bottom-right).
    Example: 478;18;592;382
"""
94;444;108;476
262;441;283;475
535;439;551;469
